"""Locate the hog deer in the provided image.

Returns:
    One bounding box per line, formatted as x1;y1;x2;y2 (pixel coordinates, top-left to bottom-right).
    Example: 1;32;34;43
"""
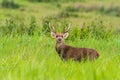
50;24;99;61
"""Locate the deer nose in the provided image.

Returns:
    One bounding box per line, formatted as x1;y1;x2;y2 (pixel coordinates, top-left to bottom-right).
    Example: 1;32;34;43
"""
58;38;62;41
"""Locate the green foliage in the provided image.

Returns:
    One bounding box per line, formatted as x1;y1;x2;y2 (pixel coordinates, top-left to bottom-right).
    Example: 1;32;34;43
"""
102;6;120;17
0;16;40;36
65;6;80;12
42;16;51;35
29;0;59;2
79;20;114;39
56;5;80;18
0;18;21;36
1;0;20;9
0;16;115;40
68;26;81;41
57;11;79;18
41;17;114;40
27;17;38;35
28;0;85;2
64;4;120;17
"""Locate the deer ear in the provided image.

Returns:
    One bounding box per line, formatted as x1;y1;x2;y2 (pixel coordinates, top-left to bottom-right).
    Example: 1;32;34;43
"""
63;33;69;39
51;32;56;38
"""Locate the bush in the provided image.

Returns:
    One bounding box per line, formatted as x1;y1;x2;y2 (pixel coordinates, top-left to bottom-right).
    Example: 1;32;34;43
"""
68;26;81;41
27;17;38;35
28;0;85;2
0;16;40;36
69;19;114;40
1;0;20;9
64;4;120;17
56;5;81;18
66;19;114;40
65;6;80;12
57;11;79;18
83;20;113;39
0;16;115;40
42;17;114;40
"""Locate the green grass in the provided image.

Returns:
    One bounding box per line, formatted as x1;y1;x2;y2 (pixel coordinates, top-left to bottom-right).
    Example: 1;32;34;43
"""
0;35;120;80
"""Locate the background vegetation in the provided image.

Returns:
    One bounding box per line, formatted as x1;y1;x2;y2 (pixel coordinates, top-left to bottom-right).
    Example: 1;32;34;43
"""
0;0;120;80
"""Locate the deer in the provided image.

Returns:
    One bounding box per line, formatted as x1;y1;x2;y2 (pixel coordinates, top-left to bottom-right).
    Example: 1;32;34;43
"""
49;23;99;61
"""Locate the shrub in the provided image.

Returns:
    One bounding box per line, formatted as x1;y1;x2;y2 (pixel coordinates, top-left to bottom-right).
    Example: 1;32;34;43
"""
28;0;85;2
65;6;80;12
79;19;113;39
29;0;59;2
42;17;114;40
68;26;81;41
1;0;20;9
0;16;115;40
0;16;40;36
66;19;114;40
27;17;38;35
57;11;79;18
64;4;120;17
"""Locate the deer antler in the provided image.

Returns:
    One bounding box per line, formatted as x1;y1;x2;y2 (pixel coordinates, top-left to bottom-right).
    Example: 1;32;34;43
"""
49;23;56;33
64;23;71;33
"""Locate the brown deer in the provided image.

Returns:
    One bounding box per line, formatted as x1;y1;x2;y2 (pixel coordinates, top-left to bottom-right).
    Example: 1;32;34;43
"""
50;24;99;61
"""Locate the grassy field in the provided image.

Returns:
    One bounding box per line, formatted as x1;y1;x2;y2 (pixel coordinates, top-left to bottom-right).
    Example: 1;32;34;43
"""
0;35;120;80
0;0;120;80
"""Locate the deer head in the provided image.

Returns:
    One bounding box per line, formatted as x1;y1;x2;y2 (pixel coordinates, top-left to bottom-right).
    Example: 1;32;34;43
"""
49;23;71;43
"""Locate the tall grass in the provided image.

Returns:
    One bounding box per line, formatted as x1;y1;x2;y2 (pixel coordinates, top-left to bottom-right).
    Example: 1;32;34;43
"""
0;35;119;80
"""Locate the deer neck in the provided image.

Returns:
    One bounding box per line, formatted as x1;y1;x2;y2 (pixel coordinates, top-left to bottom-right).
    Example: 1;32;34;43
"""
56;42;65;48
55;41;66;54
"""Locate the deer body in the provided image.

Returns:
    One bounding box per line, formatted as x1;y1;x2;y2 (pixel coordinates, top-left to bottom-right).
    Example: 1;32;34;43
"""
50;23;99;61
55;41;99;61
